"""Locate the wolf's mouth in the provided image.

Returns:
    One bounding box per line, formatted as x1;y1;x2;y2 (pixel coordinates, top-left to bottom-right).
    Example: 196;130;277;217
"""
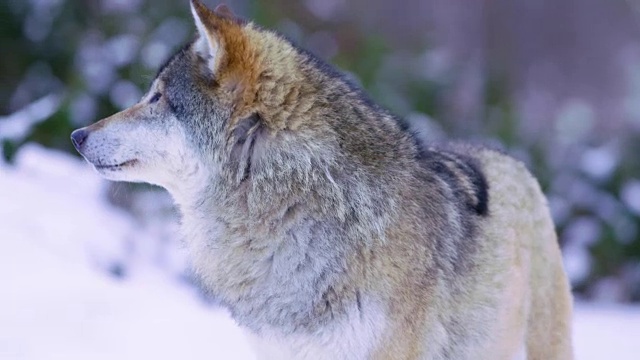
94;159;139;171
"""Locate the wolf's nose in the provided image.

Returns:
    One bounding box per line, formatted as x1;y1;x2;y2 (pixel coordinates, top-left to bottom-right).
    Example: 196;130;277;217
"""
70;128;88;150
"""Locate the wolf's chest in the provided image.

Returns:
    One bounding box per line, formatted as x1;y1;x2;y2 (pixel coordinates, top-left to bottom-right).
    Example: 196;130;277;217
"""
243;300;387;360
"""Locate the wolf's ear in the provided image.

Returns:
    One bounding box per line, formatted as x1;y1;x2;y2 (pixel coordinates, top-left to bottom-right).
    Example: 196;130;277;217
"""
190;0;228;72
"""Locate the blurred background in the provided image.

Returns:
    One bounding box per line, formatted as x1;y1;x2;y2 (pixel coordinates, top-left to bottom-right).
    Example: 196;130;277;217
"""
1;0;639;358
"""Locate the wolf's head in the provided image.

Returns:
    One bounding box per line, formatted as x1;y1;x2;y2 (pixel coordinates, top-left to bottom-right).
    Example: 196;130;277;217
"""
72;0;406;212
71;2;293;195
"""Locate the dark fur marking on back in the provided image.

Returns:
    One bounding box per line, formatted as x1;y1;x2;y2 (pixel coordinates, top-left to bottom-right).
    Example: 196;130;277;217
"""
395;115;430;157
462;158;488;216
422;148;489;216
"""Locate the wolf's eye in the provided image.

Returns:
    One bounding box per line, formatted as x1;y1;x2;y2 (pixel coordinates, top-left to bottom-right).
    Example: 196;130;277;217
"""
149;92;162;104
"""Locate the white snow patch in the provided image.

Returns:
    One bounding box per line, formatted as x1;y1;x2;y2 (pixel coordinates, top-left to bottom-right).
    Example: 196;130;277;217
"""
573;303;640;360
0;144;254;360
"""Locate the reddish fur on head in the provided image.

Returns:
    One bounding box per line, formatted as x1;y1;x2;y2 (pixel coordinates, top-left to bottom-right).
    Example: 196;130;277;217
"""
191;0;313;133
191;0;263;121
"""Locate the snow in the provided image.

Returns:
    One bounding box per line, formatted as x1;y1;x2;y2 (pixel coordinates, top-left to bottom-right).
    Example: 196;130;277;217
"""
573;303;640;360
1;143;639;359
0;144;254;360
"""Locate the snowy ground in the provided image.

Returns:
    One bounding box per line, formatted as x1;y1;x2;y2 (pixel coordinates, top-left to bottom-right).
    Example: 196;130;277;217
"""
1;144;638;359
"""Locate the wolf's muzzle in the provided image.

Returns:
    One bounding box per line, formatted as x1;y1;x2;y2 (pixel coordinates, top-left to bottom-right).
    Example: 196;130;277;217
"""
70;128;88;151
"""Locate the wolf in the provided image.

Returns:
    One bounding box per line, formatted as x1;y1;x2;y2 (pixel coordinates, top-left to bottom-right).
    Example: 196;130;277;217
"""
70;1;573;359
